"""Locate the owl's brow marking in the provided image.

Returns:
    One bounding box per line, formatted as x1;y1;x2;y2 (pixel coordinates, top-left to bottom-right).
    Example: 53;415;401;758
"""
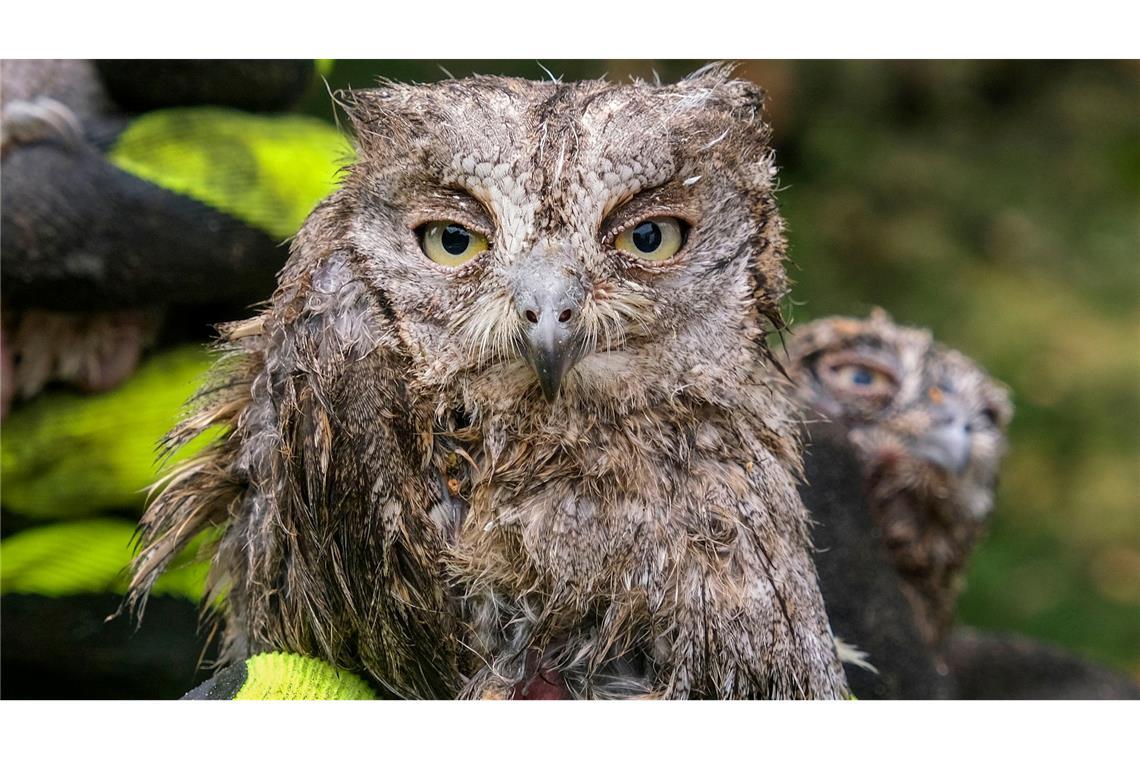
531;86;583;192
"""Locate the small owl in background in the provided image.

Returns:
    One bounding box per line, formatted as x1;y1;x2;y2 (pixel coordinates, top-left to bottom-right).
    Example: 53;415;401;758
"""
130;65;849;699
788;308;1013;647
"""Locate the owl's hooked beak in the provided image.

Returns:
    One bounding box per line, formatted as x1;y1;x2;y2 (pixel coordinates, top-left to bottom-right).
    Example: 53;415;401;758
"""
913;400;974;475
524;314;580;401
514;269;586;402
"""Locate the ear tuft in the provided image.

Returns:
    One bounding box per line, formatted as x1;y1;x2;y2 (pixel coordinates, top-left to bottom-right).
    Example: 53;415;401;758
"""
682;60;742;87
677;61;766;114
868;306;895;325
333;84;426;154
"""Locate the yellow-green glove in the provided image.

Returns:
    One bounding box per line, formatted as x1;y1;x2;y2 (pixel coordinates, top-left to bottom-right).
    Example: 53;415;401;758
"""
1;346;217;518
184;652;378;700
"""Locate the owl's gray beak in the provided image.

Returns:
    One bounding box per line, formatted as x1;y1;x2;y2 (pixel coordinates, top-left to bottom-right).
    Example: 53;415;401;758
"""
524;314;580;401
913;401;973;475
515;270;585;401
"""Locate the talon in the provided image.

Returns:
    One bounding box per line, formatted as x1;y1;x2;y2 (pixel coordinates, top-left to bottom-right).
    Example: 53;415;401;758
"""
1;97;86;154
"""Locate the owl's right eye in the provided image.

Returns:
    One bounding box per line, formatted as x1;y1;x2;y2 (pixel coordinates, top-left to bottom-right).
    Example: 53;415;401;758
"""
615;217;686;261
420;221;489;267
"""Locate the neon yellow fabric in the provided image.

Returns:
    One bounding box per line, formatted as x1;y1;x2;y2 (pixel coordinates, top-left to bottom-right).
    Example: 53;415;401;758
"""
108;108;350;240
0;518;207;601
1;346;219;518
235;653;377;700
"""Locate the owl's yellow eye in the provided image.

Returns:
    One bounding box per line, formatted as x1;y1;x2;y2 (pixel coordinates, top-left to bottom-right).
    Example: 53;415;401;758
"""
615;217;685;261
421;221;489;267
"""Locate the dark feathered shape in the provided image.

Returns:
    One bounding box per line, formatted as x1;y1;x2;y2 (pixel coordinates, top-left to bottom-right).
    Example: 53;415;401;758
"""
947;627;1140;699
799;421;952;698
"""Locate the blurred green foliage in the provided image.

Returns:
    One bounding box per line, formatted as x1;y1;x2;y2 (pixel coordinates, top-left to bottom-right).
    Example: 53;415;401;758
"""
302;61;1139;673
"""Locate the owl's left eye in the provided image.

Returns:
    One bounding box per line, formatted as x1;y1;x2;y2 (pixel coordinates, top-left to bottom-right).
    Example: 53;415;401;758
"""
615;217;685;261
420;221;490;267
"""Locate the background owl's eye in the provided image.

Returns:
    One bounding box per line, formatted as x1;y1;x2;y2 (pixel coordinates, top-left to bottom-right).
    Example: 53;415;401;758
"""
980;405;1002;427
615;216;685;261
420;221;489;266
851;367;875;385
824;361;899;399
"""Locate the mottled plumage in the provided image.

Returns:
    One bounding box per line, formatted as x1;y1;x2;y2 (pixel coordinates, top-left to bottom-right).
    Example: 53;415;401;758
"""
129;65;848;699
788;309;1013;647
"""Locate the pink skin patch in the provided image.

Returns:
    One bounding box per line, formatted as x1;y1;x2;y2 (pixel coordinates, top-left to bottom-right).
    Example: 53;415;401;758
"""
509;649;569;700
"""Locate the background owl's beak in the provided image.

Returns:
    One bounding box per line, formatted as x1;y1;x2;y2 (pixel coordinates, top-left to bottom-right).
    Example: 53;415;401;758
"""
913;401;974;474
515;269;585;401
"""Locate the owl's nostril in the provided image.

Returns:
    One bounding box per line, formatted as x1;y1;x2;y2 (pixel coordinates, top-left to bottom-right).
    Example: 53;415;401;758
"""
558;309;573;323
525;310;539;324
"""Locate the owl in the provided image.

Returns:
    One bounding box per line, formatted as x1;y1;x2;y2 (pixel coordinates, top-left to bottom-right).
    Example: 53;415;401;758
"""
787;308;1013;647
128;64;849;699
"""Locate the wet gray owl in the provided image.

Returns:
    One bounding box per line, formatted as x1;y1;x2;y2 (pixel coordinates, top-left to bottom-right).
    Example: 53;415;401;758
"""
128;64;849;699
788;309;1013;647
